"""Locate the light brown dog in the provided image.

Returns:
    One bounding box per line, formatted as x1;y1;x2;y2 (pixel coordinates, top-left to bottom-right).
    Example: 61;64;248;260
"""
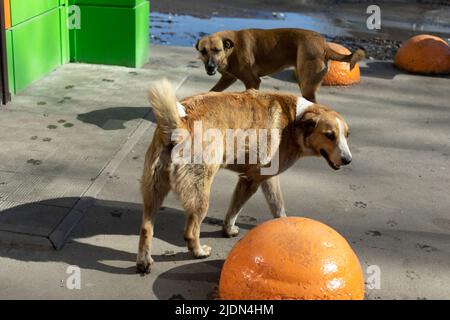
196;28;365;102
136;79;352;273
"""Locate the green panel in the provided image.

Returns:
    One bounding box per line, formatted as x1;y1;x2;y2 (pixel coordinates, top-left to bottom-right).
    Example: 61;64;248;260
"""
6;30;15;95
73;0;146;7
68;0;76;61
72;1;149;67
60;6;70;63
135;1;149;67
69;28;76;62
11;9;62;92
10;0;59;26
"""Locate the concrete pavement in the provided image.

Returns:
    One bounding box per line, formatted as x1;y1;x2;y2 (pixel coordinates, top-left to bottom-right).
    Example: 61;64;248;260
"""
0;45;449;299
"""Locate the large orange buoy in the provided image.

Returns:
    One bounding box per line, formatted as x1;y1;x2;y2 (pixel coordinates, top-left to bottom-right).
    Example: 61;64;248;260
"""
394;34;450;75
323;43;361;86
219;217;365;300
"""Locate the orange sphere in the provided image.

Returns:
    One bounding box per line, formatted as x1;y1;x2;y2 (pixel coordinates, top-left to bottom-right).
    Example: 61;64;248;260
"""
219;217;365;300
394;34;450;75
323;43;361;86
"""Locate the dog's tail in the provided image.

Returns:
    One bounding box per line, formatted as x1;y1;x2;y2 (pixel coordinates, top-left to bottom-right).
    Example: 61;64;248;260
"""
148;79;182;141
325;44;365;71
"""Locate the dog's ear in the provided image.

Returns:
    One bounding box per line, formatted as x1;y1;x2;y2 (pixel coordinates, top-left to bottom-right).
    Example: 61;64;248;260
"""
296;112;319;137
223;38;234;50
195;39;200;51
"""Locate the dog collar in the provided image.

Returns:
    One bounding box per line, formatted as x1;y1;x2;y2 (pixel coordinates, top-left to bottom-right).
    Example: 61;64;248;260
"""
177;102;187;118
296;97;314;117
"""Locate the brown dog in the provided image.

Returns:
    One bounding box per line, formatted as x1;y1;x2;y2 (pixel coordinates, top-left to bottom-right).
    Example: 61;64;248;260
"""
136;79;352;273
196;28;365;102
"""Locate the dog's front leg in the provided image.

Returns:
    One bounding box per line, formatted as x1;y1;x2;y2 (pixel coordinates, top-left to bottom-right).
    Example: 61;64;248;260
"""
261;176;287;218
239;68;261;90
223;177;260;237
210;74;237;92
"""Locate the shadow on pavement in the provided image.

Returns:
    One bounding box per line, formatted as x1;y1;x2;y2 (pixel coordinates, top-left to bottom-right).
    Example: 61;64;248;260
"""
360;61;403;80
266;62;401;84
361;61;450;80
268;69;297;83
152;259;224;300
77;107;156;130
268;61;450;83
0;198;254;275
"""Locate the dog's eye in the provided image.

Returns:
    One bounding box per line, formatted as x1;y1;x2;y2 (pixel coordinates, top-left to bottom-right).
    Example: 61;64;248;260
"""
201;49;207;55
324;132;336;141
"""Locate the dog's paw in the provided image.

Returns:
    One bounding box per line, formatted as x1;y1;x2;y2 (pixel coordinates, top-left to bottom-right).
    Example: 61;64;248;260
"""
223;225;240;238
194;245;212;259
136;257;154;274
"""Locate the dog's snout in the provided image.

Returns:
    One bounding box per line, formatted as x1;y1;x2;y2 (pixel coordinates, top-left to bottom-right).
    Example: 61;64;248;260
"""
341;155;352;166
206;59;217;75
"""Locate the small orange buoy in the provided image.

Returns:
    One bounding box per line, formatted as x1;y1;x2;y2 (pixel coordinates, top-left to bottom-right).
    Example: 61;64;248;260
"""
323;43;361;86
394;34;450;75
219;217;365;300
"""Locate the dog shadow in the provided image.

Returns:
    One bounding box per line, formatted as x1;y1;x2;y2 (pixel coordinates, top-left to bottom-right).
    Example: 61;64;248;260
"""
267;62;403;83
267;61;450;83
359;61;403;80
0;197;254;275
77;107;156;130
152;259;224;300
361;61;450;80
268;69;297;84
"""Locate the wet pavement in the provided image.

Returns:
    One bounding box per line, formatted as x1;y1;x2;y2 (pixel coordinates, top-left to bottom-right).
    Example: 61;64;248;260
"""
150;12;350;47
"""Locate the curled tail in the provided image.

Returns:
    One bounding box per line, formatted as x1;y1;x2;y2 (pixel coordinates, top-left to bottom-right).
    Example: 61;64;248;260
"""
325;45;366;70
148;79;183;144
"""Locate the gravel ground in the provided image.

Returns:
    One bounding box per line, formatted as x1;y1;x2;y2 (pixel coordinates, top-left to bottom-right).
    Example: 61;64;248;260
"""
326;36;402;61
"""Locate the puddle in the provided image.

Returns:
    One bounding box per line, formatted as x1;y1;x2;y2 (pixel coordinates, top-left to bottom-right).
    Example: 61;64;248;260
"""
150;10;450;54
150;12;350;47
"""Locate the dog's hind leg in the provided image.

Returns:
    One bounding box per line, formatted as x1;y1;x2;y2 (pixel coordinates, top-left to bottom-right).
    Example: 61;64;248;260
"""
296;57;327;103
136;147;171;274
261;176;287;219
223;177;260;237
174;164;219;258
